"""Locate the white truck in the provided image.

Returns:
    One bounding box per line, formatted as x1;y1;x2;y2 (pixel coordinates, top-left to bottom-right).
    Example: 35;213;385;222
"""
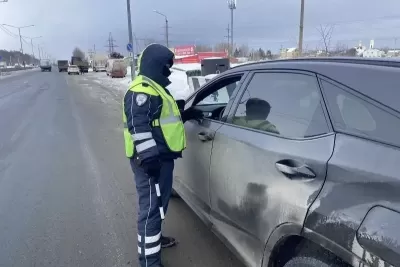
92;54;108;72
40;59;52;72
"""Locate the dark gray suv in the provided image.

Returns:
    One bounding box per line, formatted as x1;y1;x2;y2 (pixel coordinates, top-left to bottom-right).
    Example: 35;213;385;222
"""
173;58;400;267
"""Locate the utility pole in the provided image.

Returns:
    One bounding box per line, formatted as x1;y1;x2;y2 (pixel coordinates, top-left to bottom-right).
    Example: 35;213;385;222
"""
2;24;35;55
153;10;169;48
38;45;41;60
225;24;230;54
227;0;236;57
298;0;305;56
24;36;42;64
105;32;118;55
127;0;136;80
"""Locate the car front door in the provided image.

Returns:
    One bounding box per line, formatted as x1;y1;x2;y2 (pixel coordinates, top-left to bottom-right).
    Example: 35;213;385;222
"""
174;72;246;223
208;71;335;267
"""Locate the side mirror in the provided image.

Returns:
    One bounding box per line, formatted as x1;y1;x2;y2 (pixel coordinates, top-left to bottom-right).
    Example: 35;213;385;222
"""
176;99;185;110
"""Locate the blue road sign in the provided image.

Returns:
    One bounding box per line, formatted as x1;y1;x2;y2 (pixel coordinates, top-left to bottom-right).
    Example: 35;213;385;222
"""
127;43;133;52
0;56;2;61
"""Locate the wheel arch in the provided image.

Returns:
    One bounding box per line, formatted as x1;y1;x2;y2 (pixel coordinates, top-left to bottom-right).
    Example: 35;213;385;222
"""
262;224;354;267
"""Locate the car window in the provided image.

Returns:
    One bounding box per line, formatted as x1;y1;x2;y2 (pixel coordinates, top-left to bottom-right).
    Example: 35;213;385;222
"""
195;75;242;106
321;79;400;147
231;72;329;138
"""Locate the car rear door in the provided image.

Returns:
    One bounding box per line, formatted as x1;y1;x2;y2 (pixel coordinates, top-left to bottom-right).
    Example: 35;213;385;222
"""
173;72;247;223
208;71;335;267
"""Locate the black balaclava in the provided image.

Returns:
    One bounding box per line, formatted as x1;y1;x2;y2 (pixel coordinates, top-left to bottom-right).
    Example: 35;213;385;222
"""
138;44;174;88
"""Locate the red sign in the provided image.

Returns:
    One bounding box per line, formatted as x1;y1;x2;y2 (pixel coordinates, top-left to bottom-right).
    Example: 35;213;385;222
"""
174;45;196;56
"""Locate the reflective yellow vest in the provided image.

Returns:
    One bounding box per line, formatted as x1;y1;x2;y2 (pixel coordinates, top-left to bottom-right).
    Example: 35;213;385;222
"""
122;75;186;158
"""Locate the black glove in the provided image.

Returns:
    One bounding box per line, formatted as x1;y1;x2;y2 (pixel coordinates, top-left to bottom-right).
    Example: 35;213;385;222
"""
182;107;204;122
141;158;161;178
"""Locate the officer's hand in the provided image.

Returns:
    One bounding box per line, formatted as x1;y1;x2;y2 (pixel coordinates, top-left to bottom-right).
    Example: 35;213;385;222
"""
191;108;204;120
142;158;161;178
183;107;204;121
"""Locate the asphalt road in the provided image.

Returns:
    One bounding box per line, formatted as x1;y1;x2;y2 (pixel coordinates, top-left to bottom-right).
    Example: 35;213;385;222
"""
0;70;244;267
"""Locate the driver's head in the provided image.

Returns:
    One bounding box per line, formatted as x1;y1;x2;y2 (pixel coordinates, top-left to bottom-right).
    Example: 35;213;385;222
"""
245;98;271;120
138;43;174;87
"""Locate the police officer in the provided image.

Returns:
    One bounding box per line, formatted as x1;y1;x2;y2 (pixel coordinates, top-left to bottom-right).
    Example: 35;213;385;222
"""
122;43;203;267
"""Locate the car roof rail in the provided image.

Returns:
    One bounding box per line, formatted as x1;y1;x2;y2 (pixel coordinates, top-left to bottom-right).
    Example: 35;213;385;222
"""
230;57;400;70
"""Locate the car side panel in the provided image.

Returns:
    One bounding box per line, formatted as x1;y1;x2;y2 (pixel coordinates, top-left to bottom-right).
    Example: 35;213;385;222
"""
305;133;400;267
174;119;224;223
209;124;335;267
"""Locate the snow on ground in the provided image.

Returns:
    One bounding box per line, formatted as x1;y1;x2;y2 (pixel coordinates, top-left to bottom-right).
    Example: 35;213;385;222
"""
88;66;192;100
0;68;38;80
86;61;256;100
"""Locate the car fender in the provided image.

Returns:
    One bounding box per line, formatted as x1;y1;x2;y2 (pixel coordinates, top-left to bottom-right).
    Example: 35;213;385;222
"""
261;223;302;267
262;223;361;267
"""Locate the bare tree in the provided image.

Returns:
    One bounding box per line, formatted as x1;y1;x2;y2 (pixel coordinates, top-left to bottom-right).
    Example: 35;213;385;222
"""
317;24;334;55
333;42;348;55
72;47;85;59
238;44;250;57
214;42;229;53
344;48;357;57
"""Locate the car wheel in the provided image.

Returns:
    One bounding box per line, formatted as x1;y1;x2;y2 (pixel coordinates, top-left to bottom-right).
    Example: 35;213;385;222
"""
68;73;70;75
284;257;336;267
171;188;180;198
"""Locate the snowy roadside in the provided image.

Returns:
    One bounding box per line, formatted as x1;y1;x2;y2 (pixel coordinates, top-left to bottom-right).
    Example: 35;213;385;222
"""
0;67;38;80
83;61;254;101
85;65;194;101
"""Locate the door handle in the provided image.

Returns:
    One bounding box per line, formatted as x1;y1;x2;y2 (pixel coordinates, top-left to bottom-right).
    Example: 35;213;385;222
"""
198;131;214;142
275;159;316;179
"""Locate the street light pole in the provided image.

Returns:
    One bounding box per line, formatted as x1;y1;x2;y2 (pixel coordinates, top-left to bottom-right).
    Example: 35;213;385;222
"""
126;0;136;81
166;17;169;48
153;10;169;47
298;0;305;56
227;0;236;57
24;36;42;64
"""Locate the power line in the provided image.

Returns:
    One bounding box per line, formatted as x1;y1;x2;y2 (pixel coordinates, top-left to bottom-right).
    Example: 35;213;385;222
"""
105;32;118;55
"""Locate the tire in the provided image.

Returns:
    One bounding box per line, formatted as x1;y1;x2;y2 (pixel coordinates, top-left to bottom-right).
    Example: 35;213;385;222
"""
68;73;71;75
284;257;333;267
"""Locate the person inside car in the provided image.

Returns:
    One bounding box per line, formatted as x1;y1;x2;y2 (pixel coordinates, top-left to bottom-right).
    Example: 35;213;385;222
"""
233;97;279;134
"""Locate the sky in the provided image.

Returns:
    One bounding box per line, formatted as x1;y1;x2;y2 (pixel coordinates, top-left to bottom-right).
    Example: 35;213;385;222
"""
1;0;400;59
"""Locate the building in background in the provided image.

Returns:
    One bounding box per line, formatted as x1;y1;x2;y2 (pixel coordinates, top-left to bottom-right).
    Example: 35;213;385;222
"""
173;45;228;64
362;40;385;58
280;47;298;59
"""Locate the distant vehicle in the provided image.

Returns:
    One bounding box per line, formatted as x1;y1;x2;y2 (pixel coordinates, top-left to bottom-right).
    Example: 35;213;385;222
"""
67;65;80;75
93;54;108;72
40;59;52;72
71;56;89;73
57;60;69;72
106;58;127;78
94;64;106;72
174;57;400;267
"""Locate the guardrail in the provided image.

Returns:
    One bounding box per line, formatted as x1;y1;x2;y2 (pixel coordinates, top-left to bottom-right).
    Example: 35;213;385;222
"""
0;67;35;76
